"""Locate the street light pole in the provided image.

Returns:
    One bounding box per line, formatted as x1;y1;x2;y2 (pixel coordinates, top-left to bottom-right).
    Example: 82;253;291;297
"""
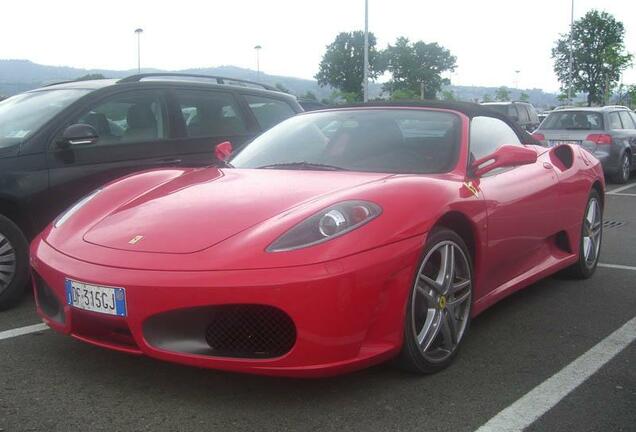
254;45;262;82
363;0;369;102
514;70;520;90
568;0;574;103
134;28;143;73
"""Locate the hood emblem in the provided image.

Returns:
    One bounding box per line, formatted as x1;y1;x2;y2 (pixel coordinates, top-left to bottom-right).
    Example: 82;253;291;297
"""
128;235;144;245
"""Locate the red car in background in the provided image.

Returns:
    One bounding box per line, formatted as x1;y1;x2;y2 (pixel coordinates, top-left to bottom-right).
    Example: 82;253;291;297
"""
30;102;604;377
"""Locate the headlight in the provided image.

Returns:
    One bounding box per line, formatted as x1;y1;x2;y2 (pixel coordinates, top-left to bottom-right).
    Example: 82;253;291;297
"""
54;189;101;228
267;200;382;252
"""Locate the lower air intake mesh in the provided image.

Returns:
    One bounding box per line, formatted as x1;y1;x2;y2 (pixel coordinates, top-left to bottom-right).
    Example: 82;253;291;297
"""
205;305;296;359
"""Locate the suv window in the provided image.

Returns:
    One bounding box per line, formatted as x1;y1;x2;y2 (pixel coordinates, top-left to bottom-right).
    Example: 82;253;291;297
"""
74;91;166;146
244;95;296;130
608;112;623;129
517;104;530;123
541;111;604;130
470;116;521;161
175;90;247;138
618;111;635;129
0;89;90;149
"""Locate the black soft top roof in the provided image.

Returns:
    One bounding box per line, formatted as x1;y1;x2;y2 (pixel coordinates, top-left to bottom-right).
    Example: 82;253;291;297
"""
333;100;537;144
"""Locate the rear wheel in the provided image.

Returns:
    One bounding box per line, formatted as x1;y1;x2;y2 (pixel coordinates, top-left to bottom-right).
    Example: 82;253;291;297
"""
395;228;473;374
563;190;602;279
0;215;29;310
611;152;631;184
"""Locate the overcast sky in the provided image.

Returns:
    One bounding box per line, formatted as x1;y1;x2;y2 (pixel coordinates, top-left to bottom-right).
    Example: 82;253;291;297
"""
1;0;634;92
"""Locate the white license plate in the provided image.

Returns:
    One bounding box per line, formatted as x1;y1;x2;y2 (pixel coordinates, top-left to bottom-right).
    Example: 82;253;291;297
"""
64;279;127;317
549;140;580;147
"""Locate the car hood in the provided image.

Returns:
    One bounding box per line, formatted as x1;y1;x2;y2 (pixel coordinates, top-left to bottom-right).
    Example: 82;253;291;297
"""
82;168;393;254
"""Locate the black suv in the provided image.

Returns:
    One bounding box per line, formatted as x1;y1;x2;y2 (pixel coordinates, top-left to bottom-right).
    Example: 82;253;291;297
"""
481;101;541;132
0;74;302;308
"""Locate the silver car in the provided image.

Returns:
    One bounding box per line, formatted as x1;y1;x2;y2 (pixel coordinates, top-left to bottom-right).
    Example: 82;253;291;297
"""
533;106;636;183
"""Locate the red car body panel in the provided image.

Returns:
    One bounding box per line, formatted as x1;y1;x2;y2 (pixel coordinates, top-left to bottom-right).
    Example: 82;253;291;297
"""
31;107;605;377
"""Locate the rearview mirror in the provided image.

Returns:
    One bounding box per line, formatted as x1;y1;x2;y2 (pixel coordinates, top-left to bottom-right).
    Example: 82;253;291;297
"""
60;123;99;148
471;145;537;177
215;141;233;161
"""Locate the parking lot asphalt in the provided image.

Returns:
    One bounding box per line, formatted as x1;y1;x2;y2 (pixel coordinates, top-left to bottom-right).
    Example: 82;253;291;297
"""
1;179;635;432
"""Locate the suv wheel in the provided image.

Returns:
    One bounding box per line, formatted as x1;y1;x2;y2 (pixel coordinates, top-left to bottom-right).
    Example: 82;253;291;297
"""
0;215;30;310
611;152;631;184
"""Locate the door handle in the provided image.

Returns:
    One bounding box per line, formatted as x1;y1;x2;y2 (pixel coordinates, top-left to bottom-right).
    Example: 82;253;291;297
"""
543;162;552;169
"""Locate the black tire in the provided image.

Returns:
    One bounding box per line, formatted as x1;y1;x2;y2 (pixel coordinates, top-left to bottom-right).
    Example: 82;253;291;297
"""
395;228;473;374
610;152;631;184
563;189;603;279
0;215;30;310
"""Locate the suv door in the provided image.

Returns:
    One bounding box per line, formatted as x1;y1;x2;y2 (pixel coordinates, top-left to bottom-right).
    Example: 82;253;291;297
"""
469;116;559;293
170;89;257;162
45;89;179;225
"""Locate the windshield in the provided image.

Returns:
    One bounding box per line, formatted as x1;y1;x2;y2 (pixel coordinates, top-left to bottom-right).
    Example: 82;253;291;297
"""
541;111;604;130
0;89;90;149
231;109;461;174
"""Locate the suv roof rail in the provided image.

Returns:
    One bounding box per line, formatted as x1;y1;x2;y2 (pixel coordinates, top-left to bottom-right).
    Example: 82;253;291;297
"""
118;73;278;91
42;79;84;87
603;105;630;110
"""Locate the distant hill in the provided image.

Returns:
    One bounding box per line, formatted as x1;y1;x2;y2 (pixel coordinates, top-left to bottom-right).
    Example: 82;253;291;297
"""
0;60;343;100
0;59;567;109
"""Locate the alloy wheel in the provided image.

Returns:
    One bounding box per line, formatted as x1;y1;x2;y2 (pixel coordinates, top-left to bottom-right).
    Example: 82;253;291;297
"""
622;154;630;182
411;241;472;363
0;233;17;294
582;198;602;268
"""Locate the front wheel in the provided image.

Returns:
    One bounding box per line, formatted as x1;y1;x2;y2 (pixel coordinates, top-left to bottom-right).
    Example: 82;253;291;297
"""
395;228;473;374
0;215;30;310
563;190;602;279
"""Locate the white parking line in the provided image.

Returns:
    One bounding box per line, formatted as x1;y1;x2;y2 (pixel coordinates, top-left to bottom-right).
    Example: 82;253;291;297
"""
599;263;636;271
0;323;48;341
607;183;636;195
475;316;636;432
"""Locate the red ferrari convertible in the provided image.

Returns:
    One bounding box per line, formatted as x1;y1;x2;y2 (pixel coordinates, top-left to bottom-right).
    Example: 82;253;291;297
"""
31;102;604;377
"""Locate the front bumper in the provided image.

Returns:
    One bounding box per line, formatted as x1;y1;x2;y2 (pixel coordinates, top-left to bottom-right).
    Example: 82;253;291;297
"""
30;235;423;377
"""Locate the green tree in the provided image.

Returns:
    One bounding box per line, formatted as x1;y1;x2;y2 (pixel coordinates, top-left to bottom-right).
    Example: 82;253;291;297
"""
552;10;632;106
274;83;291;94
625;85;636;108
389;88;419;101
441;89;456;101
383;37;456;99
519;92;530;102
76;73;106;81
300;91;318;101
316;31;383;102
495;86;511;101
482;94;493;102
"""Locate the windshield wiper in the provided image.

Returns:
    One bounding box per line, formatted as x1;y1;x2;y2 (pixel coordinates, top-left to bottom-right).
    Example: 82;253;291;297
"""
256;161;348;171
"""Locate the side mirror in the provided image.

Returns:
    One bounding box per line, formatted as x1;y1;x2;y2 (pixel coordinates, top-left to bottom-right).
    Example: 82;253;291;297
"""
471;145;537;177
215;141;233;161
60;124;99;148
